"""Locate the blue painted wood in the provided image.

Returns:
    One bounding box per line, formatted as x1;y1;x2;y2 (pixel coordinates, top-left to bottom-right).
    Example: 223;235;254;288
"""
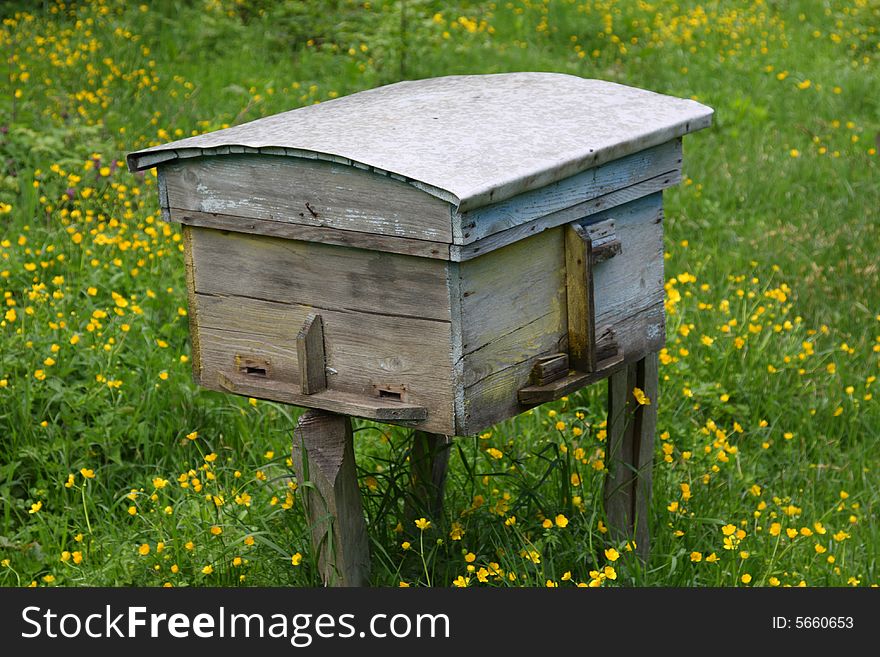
454;139;681;245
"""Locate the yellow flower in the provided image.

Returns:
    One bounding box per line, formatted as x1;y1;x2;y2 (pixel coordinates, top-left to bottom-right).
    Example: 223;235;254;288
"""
201;565;214;575
452;575;469;587
138;543;150;556
210;526;222;536
4;308;16;322
127;506;137;516
604;548;620;562
632;388;651;405
603;566;617;580
244;535;255;546
555;420;566;431
790;148;800;158
449;522;464;541
64;473;75;488
414;518;431;531
690;551;702;562
152;477;167;489
401;541;411;551
29;501;42;514
741;573;752;584
80;468;96;479
486;447;503;459
464;552;476;563
72;551;83;565
555;514;569;528
185;431;198;441
232;557;242;567
291;553;303;566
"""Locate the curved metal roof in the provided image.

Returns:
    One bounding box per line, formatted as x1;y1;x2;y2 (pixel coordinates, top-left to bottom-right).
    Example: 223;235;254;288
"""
127;72;712;212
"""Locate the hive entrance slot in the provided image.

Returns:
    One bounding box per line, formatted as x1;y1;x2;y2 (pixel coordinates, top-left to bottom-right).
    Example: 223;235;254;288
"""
236;355;271;379
378;389;402;401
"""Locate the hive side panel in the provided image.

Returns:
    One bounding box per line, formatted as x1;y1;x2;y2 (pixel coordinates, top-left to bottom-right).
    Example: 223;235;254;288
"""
186;228;456;434
457;229;568;434
459;193;666;436
162;154;454;243
591;192;666;358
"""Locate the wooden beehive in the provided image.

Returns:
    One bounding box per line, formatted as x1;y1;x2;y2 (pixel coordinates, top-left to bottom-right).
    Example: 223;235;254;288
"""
128;73;712;437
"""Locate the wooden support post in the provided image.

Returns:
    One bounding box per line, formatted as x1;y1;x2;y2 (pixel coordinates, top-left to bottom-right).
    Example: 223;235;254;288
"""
291;410;371;586
405;431;452;522
603;352;658;561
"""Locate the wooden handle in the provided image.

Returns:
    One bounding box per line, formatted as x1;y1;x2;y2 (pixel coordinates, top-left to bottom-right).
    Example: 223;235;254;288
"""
564;217;622;372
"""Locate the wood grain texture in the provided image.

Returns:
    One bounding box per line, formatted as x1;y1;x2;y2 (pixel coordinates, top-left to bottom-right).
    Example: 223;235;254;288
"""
604;364;634;544
590;193;666;359
291;410;371;586
455;139;681;244
565;222;595;372
163;154;453;243
459;193;666;435
517;350;626;405
189;228;451;322
603;353;658;562
529;353;569;386
222;373;427;422
171;209;450;260
197;293;454;432
451;171;679;261
297;313;326;395
181;225;202;384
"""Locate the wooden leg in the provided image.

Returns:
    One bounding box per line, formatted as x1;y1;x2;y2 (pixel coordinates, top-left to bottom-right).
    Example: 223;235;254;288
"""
603;352;658;561
291;410;371;586
405;431;451;522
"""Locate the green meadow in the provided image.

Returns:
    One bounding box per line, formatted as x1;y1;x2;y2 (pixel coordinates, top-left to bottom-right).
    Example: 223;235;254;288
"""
0;0;878;587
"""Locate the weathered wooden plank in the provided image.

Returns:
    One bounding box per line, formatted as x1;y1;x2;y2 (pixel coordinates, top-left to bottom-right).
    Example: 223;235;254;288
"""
604;364;634;544
162;154;454;243
455;139;681;245
181;226;202;384
170;209;450;260
455;228;567;431
633;352;658;560
591;193;666;354
458;228;566;354
603;352;658;562
459;193;665;435
291;410;371;586
221;373;428;423
297;313;326;395
451;171;679;261
565;222;595;372
585;219;621;264
189;228;451;322
529;353;569;386
195;292;455;433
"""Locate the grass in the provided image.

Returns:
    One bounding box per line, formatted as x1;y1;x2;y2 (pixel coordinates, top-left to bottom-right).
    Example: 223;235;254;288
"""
0;0;877;588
